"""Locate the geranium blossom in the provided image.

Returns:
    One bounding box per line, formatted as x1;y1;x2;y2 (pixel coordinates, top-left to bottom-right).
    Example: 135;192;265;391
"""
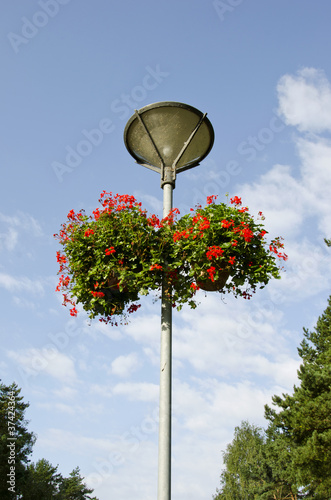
230;196;242;205
105;247;116;255
206;246;224;260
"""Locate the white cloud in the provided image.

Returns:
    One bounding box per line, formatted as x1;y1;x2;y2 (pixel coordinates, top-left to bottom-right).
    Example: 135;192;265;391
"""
37;428;158;499
277;67;331;133
111;352;141;378
0;272;44;295
267;238;331;302
37;427;116;454
83;319;123;341
7;347;77;383
0;227;18;251
298;136;331;236
172;294;300;387
112;382;159;402
12;296;37;309
53;386;78;400
173;378;273;436
0;211;43;235
125;310;161;348
237;164;307;239
133;191;163;213
0;211;43;253
234;75;331;298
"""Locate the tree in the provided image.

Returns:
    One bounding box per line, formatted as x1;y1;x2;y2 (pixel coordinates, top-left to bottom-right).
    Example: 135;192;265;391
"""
1;380;99;499
263;427;300;499
0;380;36;499
214;421;275;499
265;295;331;499
214;420;300;500
59;466;98;499
20;458;63;499
21;461;98;500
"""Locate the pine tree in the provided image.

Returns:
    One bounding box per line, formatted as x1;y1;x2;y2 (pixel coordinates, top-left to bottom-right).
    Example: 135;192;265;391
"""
265;296;331;498
0;380;36;499
59;466;98;499
21;458;63;499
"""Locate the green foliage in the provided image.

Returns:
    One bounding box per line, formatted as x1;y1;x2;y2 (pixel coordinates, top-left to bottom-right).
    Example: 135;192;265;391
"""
55;191;286;325
214;421;268;499
21;461;98;500
265;296;331;498
21;459;62;499
215;294;331;499
214;421;297;500
0;380;98;499
58;466;96;499
0;380;36;499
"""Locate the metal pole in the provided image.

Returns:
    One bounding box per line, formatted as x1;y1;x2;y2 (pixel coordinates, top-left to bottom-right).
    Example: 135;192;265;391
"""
157;181;173;500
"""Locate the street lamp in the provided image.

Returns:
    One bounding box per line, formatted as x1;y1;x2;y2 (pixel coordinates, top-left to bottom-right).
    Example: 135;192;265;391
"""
124;101;214;500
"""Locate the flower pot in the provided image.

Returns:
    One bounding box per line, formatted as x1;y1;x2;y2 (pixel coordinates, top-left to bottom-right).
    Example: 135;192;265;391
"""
195;268;230;292
107;273;125;293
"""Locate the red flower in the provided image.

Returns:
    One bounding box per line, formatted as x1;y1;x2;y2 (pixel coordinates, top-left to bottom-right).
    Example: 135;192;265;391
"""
221;220;232;229
67;209;76;220
93;208;101;220
90;291;105;298
228;256;236;265
150;264;163;271
206;195;218;205
230;196;242;206
147;214;161;228
105;247;116;255
127;304;141;314
84;229;94;237
70;306;78;317
206;246;224;260
206;266;216;282
56;251;66;264
173;229;190;242
192;214;210;232
241;227;254;242
56;274;70;291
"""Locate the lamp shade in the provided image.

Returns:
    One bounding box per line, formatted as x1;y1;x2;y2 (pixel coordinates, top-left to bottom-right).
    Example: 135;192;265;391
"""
123;101;214;173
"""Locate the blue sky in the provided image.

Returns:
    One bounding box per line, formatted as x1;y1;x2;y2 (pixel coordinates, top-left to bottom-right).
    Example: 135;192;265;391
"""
1;1;331;499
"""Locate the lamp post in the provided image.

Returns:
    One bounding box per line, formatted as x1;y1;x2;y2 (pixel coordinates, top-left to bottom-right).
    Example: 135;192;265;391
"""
124;102;214;500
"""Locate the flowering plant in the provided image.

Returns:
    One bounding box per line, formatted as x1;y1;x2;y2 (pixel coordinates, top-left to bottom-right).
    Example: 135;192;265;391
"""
55;192;287;325
169;195;287;299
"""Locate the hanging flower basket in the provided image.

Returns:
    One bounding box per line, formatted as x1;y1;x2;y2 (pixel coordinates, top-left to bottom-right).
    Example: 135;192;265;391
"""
195;265;230;292
54;192;287;325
